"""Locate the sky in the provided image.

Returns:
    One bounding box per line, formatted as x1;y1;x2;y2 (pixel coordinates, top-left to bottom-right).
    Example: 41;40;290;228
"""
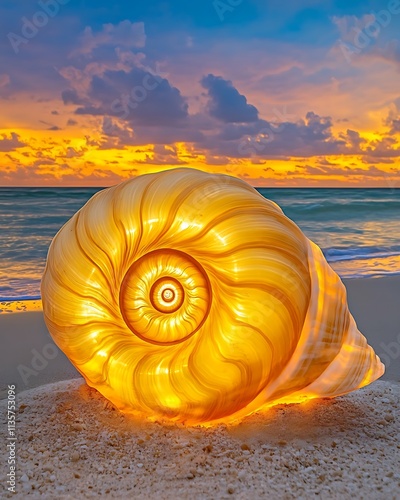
0;0;400;186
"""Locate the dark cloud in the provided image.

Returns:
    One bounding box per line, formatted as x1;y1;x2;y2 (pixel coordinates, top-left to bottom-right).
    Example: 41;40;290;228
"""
100;102;394;161
384;100;400;135
64;147;85;159
72;67;189;126
340;129;366;148
0;132;26;152
75;105;104;116
197;111;347;158
389;119;400;134
137;145;188;165
365;137;400;158
62;89;86;106
100;116;204;148
201;74;259;123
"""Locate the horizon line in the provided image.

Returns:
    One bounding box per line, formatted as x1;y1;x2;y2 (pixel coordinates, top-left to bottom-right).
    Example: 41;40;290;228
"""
0;186;399;190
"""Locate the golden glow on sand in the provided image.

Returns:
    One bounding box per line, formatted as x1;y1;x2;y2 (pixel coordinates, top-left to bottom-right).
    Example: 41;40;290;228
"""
41;168;384;425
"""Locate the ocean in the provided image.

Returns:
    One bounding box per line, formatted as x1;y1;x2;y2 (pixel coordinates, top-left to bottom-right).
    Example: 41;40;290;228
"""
1;187;400;301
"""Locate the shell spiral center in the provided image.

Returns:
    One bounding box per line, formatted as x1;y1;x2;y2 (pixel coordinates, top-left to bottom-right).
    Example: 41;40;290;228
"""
150;277;184;313
119;249;212;346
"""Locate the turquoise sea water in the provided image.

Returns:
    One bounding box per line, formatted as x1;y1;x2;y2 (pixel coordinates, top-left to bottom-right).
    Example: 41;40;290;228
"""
1;187;399;301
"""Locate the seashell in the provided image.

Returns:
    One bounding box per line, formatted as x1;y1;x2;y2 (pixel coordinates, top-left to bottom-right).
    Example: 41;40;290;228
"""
41;168;384;425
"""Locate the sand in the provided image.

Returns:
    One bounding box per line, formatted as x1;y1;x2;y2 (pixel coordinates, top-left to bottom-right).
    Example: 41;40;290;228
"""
1;276;400;498
0;310;80;399
1;378;399;499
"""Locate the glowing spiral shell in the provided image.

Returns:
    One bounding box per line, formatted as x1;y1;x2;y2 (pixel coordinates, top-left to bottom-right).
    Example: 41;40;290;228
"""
41;168;384;425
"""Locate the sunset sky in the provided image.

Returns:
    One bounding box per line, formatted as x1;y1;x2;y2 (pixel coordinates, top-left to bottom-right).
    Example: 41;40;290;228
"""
0;0;400;186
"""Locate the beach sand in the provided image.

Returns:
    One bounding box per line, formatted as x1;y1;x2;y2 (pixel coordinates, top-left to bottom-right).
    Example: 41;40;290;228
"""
1;379;399;499
1;276;399;498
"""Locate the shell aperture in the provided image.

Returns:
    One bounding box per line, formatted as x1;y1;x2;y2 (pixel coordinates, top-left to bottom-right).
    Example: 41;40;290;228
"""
41;168;384;425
